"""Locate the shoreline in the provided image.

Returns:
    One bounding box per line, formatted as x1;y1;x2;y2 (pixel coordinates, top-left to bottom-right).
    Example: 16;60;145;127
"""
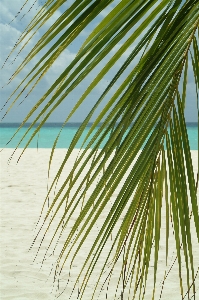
0;149;198;299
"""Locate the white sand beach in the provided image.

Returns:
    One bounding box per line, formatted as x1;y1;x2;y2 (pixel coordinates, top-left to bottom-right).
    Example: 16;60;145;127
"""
0;149;198;300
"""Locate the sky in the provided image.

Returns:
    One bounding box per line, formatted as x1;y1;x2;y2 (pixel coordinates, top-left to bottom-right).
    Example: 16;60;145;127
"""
0;0;198;123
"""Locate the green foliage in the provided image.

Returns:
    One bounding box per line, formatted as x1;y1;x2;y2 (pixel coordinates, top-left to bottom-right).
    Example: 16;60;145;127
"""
2;0;199;299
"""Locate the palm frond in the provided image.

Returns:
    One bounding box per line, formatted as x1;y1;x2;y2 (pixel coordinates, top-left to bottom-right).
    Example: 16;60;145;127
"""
1;0;199;299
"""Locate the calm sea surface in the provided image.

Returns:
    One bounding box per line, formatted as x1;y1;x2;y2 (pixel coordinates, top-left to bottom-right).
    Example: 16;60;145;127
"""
0;123;198;150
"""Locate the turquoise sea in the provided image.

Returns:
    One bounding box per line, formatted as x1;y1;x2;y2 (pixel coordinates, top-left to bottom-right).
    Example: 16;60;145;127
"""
0;123;198;150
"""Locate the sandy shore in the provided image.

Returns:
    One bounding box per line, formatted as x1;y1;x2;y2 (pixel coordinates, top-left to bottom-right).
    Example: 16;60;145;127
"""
0;149;198;300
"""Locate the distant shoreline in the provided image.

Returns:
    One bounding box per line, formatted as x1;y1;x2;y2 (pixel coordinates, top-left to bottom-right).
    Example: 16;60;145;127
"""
0;122;198;127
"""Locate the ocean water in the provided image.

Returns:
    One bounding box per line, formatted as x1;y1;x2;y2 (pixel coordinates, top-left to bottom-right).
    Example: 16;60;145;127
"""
0;122;198;150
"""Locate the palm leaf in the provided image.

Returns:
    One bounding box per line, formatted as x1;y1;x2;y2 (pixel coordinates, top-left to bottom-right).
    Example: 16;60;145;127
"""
1;0;199;299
